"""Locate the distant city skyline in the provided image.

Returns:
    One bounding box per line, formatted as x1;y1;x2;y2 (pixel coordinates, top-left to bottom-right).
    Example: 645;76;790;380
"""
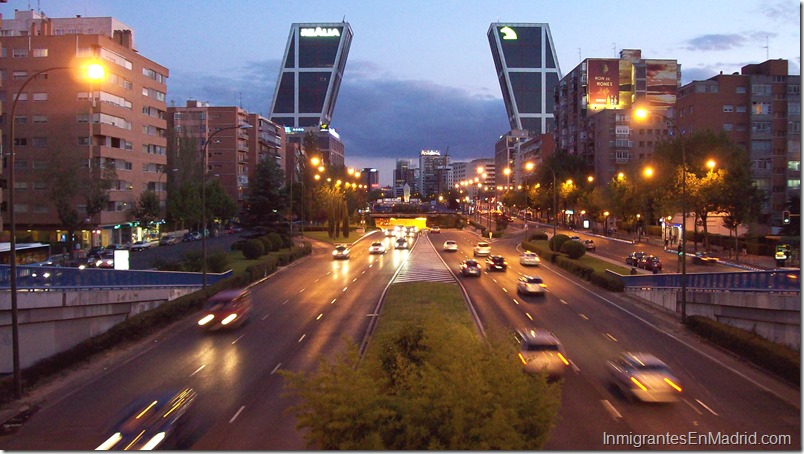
6;0;799;185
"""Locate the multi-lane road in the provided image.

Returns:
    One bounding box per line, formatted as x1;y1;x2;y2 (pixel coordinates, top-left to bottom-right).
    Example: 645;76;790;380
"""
0;226;799;450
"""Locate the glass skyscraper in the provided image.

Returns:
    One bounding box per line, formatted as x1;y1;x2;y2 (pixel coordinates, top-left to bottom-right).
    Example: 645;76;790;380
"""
487;23;561;135
270;22;353;128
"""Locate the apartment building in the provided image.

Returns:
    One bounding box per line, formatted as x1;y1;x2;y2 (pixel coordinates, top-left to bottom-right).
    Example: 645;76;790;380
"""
1;10;168;247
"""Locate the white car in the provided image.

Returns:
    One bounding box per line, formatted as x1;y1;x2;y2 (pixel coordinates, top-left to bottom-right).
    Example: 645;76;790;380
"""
473;241;491;257
332;244;350;259
515;328;570;380
519;251;541;266
443;240;458;252
130;240;152;252
606;352;683;403
368;241;386;254
517;275;546;296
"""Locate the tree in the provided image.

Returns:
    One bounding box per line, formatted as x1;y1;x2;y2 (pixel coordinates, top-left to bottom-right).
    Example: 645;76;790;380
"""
244;157;287;227
168;182;201;230
130;190;161;232
166;131;201;228
205;179;238;226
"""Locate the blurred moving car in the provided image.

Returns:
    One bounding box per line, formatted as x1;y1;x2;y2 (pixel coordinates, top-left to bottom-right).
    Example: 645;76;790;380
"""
368;241;386;254
606;352;682;402
515;328;570;380
459;259;482;277
96;387;198;450
583;239;596;251
485;255;508;271
332;244;351;259
197;288;253;331
637;255;662;272
130;240;152;252
519;251;541;266
473;241;491;257
430;225;441;233
442;240;458;252
90;250;115;269
693;251;719;265
517;275;546;296
625;251;647;266
569;235;581;241
159;235;178;246
183;232;202;242
395;237;409;250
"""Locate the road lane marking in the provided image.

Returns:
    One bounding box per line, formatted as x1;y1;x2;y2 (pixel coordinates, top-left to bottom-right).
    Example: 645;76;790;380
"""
502;288;508;293
579;313;589;320
271;363;282;374
299;288;305;293
343;287;348;292
526;313;533;320
569;360;581;373
600;400;622;420
316;313;323;320
696;399;719;416
298;334;306;342
353;278;358;282
604;333;618;342
330;298;337;304
232;334;245;345
513;299;520;305
261;313;270;320
559;299;568;305
190;365;206;377
682;397;703;415
229;406;245;424
281;299;289;305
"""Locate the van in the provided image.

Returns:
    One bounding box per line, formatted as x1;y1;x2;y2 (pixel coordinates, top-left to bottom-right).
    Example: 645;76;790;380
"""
197;288;253;330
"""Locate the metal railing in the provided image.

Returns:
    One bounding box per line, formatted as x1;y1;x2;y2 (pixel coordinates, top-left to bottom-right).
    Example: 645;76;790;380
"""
619;269;800;293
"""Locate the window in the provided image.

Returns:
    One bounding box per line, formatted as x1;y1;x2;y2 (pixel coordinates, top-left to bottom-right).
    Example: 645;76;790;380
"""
32;92;48;101
12;48;28;58
723;105;734;112
13;93;28;102
13;70;27;80
13;138;27;146
32;161;47;170
32;137;48;147
32;48;48;57
32;181;48;190
736;105;747;113
752;84;771;95
14;116;27;124
32;115;47;123
77;137;90;146
723;124;734;131
736;86;747;94
33;204;49;213
77;114;89;123
753;102;772;115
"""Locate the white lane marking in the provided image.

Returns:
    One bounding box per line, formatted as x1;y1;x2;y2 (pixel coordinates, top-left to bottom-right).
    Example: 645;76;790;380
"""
353;278;358;282
330;298;337;304
682;397;703;415
326;272;331;275
526;313;533;321
362;270;366;274
696;399;719;416
271;363;282;374
261;313;270;320
229;406;245;424
600;400;622;420
190;365;206;377
314;278;320;283
342;287;348;292
604;333;618;342
560;299;568;305
492;278;498;283
299;288;305;293
502;288;508;293
316;313;323;320
569;360;581;374
281;299;289;305
513;299;520;305
579;313;589;320
298;334;306;342
232;334;245;345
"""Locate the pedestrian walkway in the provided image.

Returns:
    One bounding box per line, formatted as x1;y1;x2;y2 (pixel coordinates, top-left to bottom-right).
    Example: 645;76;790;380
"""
392;234;457;284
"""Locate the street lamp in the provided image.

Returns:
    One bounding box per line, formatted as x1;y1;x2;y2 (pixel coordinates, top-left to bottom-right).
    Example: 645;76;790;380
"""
6;62;105;399
201;123;252;289
635;107;687;323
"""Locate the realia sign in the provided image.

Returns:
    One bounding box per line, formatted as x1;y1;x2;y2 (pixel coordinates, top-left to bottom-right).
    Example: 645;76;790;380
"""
300;27;341;37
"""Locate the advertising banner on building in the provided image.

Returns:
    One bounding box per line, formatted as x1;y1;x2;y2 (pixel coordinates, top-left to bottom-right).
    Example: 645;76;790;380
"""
587;59;620;109
646;60;678;109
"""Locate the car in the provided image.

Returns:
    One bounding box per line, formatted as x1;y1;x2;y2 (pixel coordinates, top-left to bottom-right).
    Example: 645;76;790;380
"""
430;226;441;233
569;235;581;241
473;241;491;257
183;232;202;242
693;251;719;265
332;244;351;259
606;352;683;403
485;255;508;271
197;288;253;331
442;240;458;252
395;237;409;250
638;255;662;272
583;239;596;251
130;240;152;252
625;251;647;266
517;275;546;296
519;251;541;266
90;250;115;268
105;243;129;251
96;387;197;450
159;235;178;246
368;241;386;254
459;259;482;277
515;328;570;380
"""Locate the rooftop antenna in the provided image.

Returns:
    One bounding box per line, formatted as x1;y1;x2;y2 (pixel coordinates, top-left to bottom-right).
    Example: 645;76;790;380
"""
612;42;617;58
578;48;582;62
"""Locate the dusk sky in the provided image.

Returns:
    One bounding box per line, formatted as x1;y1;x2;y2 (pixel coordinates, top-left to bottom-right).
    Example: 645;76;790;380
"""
6;0;800;185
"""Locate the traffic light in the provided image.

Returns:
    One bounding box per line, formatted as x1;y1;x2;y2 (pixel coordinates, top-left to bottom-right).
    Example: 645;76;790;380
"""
783;211;791;225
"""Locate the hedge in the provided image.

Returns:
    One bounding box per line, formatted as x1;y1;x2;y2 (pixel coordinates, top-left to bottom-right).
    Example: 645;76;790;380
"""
522;240;623;292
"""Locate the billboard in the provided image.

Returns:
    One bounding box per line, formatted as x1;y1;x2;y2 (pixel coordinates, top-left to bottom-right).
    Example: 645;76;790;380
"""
587;59;620;109
645;60;678;109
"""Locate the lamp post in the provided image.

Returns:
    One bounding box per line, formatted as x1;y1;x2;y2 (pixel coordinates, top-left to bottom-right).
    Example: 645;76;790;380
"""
201;123;252;289
6;63;105;399
635;107;687;323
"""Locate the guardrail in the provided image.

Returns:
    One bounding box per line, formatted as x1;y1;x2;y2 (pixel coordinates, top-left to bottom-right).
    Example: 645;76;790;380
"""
619;269;800;293
0;264;231;290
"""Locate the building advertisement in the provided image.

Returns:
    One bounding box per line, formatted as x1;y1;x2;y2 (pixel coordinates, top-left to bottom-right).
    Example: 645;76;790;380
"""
646;60;678;109
587;59;620;109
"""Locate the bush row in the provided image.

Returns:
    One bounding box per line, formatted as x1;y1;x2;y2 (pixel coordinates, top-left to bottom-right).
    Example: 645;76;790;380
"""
521;236;623;292
0;242;313;403
684;315;799;384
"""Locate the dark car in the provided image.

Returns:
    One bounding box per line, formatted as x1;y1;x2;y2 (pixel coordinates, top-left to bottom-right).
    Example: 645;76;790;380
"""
625;251;647;266
693;252;719;265
459;259;482;277
485;255;508;271
638;255;662;272
96;387;197;450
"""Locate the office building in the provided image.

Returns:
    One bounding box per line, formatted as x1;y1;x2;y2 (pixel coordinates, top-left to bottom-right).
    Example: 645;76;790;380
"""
269;22;353;128
282;125;344;168
362;168;379;191
1;10;168;246
394;159;417;198
418;150;450;198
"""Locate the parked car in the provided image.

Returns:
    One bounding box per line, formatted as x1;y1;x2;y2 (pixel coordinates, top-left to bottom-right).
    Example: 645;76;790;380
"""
583;239;596;251
515;328;569;380
606;352;682;402
485;255;508;271
459;259;482;277
442;240;458;252
519;251;541;266
159;235;179;246
569;235;581;241
130;240;152;252
638;255;662;272
197;288;253;331
517;275;546;296
183;232;202;242
332;244;351;259
473;241;491;257
693;251;719;265
625;251;647;266
368;241;386;254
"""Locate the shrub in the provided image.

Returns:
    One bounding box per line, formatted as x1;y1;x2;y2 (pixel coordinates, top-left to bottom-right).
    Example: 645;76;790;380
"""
555;255;593;280
268;232;284;251
560;240;586;259
590;271;624;292
231;240;246;251
242;239;265;259
548;233;570;252
528;231;549;241
258;235;274;253
181;250;204;272
207;250;230;273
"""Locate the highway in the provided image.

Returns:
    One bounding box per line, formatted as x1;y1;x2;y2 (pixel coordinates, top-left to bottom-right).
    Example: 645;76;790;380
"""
0;226;799;450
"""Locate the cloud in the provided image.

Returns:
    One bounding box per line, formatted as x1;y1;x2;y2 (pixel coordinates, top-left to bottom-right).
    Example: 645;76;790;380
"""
684;34;747;51
759;0;799;24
